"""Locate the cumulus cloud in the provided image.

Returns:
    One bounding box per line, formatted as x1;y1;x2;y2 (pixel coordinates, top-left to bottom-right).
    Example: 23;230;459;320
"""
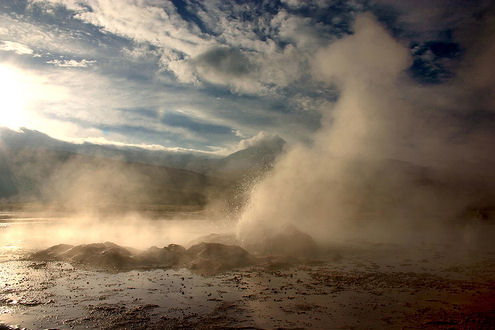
190;47;263;94
165;46;258;89
37;0;323;95
196;47;253;77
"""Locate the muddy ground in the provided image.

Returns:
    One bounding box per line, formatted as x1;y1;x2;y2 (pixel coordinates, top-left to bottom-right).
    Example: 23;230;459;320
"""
1;240;494;329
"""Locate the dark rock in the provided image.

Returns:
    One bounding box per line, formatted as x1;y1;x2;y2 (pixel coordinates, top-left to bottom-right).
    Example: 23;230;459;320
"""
186;242;255;276
59;242;135;268
187;233;239;247
266;224;319;258
138;244;187;267
31;241;256;275
242;224;319;258
31;243;74;260
31;242;135;269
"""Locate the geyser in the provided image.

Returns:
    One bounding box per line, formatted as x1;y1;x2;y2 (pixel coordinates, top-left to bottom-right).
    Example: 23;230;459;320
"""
236;13;495;250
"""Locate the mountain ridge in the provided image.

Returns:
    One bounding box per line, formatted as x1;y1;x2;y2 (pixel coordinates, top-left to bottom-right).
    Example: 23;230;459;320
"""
0;127;286;211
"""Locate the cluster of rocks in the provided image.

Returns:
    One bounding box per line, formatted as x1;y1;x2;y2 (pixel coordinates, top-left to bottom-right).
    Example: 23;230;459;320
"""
31;225;324;275
31;241;255;275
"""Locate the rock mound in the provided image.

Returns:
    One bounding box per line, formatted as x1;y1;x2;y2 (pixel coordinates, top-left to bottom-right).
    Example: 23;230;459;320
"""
31;244;74;260
241;224;319;258
63;242;136;268
31;241;255;275
187;233;239;247
32;242;136;269
138;244;187;268
265;224;319;258
187;242;255;276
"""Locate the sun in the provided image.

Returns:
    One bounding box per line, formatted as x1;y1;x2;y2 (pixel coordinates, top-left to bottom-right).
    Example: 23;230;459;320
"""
0;64;29;129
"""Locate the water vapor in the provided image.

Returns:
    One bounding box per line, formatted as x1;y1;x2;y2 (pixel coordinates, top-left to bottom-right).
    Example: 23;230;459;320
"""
237;13;495;251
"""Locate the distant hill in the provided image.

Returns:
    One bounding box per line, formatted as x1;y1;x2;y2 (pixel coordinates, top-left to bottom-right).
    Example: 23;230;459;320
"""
0;145;224;208
0;127;286;213
7;127;490;221
214;135;286;179
0;127;286;177
0;127;217;170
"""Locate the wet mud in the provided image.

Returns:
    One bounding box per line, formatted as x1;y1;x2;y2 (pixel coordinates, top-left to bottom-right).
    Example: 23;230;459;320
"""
1;240;494;329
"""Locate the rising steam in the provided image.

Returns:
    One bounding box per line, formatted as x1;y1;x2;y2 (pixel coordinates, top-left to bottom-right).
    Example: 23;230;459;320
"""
237;13;495;249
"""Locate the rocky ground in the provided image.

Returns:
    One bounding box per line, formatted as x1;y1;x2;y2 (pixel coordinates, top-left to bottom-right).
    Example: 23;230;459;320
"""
1;239;494;329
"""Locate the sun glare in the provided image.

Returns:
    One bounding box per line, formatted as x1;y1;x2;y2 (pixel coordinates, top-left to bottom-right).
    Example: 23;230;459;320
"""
0;64;29;129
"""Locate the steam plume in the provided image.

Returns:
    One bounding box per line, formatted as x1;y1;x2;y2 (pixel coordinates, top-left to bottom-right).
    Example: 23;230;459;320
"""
237;13;495;249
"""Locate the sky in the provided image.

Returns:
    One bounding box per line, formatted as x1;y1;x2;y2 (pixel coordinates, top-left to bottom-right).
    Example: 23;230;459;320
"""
0;0;493;154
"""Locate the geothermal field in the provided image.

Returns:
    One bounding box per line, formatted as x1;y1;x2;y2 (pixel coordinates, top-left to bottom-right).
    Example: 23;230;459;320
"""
1;1;495;329
0;208;494;329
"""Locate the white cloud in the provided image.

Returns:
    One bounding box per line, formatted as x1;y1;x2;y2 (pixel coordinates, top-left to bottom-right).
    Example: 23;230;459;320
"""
0;14;99;58
122;43;160;60
236;131;281;150
39;0;313;95
290;94;329;112
28;0;88;12
47;59;96;68
271;10;329;48
74;0;212;56
0;0;348;150
0;40;34;55
68;136;221;154
165;59;199;85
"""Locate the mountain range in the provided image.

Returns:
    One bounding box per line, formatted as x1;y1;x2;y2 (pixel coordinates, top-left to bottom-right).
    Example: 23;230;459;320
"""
1;127;492;221
0;127;286;213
